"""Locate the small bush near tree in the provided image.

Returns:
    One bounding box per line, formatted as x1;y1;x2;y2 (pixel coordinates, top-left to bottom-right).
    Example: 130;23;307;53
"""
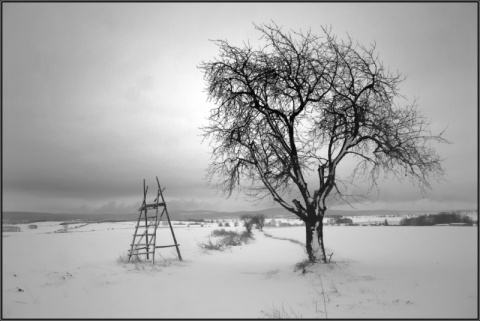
211;229;237;237
198;229;254;251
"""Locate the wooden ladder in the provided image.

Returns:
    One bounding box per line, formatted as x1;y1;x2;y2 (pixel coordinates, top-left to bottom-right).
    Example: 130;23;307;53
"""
128;177;182;263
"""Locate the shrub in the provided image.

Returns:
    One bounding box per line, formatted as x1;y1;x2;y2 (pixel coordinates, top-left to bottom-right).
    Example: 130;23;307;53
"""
223;234;242;246
197;238;225;251
198;229;254;251
210;229;237;237
239;231;254;243
293;259;314;274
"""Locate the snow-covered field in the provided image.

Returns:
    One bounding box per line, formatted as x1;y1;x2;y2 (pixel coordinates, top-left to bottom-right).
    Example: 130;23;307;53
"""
2;221;478;318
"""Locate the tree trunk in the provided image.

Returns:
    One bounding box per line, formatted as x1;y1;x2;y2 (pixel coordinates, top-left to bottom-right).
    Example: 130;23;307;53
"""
305;216;327;263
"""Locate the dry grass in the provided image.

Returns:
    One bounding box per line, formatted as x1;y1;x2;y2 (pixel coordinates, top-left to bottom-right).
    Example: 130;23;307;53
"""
198;229;254;251
116;253;144;264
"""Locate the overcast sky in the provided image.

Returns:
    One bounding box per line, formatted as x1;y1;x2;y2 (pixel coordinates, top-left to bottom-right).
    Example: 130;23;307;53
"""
3;3;478;214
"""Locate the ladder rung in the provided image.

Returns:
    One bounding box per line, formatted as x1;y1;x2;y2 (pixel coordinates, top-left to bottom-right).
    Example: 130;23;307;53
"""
130;247;147;251
135;226;156;230
155;244;180;248
129;252;155;255
133;233;156;236
128;244;153;252
136;219;157;224
138;203;165;211
135;222;157;228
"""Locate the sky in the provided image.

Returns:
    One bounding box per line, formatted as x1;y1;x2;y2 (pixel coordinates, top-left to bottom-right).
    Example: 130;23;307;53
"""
2;2;478;215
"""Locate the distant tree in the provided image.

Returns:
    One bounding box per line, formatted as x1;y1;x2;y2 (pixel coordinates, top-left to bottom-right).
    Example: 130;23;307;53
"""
252;214;266;231
384;219;388;226
200;23;447;263
218;222;224;227
335;217;353;224
225;222;231;227
240;214;254;233
399;212;473;226
399;217;411;226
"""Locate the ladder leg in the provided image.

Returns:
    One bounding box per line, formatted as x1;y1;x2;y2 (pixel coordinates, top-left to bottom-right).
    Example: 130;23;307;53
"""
165;209;183;261
157;177;182;261
129;208;146;261
152;187;161;265
143;180;150;260
129;180;149;261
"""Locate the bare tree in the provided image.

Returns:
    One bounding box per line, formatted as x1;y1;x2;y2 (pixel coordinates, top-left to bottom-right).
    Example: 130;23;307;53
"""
240;214;254;233
253;214;266;231
199;23;446;263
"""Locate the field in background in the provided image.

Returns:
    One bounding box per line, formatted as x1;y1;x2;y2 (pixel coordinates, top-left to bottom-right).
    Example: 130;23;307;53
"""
2;221;478;318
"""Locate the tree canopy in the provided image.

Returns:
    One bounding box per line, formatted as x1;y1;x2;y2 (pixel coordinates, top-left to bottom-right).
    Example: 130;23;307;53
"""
199;23;447;262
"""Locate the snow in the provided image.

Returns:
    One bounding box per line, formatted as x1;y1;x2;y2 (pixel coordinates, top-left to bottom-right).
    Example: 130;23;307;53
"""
267;226;478;318
2;221;478;318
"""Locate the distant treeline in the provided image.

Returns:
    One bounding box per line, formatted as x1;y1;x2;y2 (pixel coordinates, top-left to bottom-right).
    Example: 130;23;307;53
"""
399;212;474;226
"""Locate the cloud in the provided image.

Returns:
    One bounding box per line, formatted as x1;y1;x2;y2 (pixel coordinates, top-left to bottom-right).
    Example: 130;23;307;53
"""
2;3;477;214
96;201;140;214
70;201;139;215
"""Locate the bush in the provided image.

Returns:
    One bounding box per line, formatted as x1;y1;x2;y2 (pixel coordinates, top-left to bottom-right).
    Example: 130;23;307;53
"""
293;259;314;274
210;229;237;237
197;238;225;251
222;234;242;246
198;229;254;251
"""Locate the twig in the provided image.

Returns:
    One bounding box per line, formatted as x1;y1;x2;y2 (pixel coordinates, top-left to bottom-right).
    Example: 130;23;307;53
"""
328;253;333;263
